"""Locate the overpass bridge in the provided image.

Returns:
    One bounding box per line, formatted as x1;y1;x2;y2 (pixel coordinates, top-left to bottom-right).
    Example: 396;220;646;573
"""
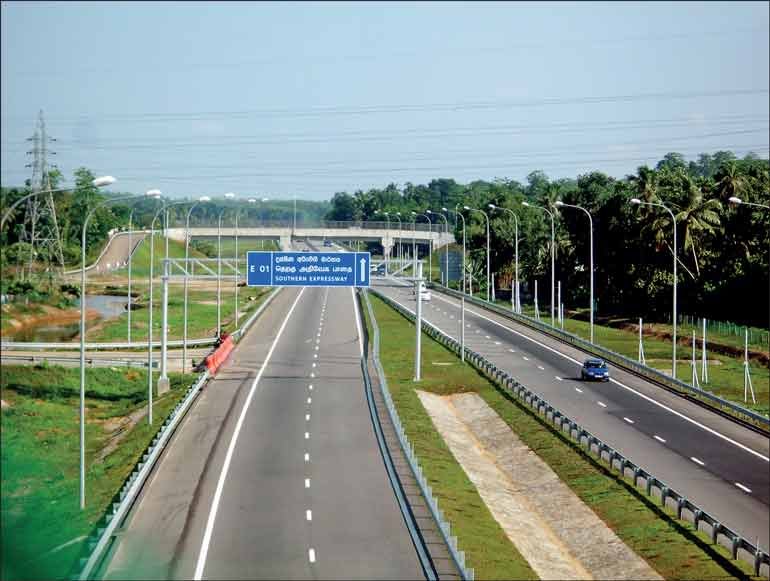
170;220;455;255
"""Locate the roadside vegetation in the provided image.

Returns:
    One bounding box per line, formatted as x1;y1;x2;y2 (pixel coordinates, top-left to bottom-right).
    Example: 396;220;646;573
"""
1;364;198;581
366;292;763;580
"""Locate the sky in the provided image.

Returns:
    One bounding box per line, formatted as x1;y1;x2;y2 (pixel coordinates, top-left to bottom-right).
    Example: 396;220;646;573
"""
1;1;768;201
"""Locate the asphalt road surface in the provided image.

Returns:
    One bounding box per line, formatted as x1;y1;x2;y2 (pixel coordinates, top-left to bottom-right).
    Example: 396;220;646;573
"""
103;284;423;580
373;276;770;554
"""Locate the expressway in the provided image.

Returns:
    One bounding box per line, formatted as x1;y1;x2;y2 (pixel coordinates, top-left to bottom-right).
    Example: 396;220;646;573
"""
101;243;425;580
372;276;770;554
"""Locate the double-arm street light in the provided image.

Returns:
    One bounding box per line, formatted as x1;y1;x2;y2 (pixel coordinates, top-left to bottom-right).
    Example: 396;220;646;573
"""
183;196;211;372
79;182;161;509
488;203;520;313
555;201;594;343
463;206;490;301
1;175;116;231
452;206;467;361
412;212;431;278
217;193;236;338
522;201;555;326
631;198;678;378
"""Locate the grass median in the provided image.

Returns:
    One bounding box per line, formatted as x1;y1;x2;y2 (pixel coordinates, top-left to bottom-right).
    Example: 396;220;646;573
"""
1;364;198;581
366;292;762;580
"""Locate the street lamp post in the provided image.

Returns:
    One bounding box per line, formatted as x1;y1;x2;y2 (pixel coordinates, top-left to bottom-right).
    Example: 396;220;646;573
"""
80;185;162;510
555;201;594;343
217;193;236;338
233;197;257;335
488;204;520;313
631;198;678;378
415;212;431;280
183;196;211;373
453;206;467;361
393;212;402;274
463;206;490;301
729;196;770;210
158;200;189;393
127;207;135;343
428;210;449;286
522;202;556;326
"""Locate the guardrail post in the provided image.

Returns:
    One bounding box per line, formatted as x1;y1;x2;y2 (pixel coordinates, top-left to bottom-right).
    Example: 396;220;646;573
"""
731;536;741;559
676;497;685;519
693;509;702;530
711;522;721;544
660;486;668;507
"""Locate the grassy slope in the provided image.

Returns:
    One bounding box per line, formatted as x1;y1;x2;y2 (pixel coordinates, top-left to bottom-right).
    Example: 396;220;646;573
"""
85;285;271;342
368;292;761;580
1;365;198;580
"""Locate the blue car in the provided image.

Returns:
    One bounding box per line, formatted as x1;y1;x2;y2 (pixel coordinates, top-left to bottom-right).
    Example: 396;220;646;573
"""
581;358;609;381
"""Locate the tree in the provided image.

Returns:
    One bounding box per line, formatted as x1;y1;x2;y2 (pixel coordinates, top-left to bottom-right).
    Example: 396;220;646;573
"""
714;160;746;202
655;152;687;173
326;192;358;221
674;176;722;277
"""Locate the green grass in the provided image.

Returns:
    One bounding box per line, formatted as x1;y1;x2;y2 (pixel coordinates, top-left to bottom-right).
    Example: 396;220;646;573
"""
1;364;198;581
107;234;207;279
198;238;280;256
86;285;271;342
367;293;763;580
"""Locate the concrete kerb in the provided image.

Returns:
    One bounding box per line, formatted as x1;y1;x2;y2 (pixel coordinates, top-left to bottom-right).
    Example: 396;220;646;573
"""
71;286;282;580
431;283;769;432
369;287;770;578
362;289;474;581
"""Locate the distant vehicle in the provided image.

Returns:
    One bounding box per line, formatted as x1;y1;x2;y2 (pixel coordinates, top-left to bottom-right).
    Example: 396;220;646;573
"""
581;358;609;381
323;240;332;247
413;282;431;302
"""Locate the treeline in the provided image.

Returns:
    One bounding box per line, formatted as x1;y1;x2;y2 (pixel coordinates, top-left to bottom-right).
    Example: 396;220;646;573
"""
0;168;329;267
325;151;769;327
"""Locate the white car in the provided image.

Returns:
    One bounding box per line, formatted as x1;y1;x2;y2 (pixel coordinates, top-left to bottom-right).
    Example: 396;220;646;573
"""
419;289;431;302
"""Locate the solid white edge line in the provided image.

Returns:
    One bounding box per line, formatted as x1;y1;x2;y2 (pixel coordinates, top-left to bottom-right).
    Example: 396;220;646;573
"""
308;548;316;563
734;482;752;493
193;288;307;581
351;287;364;357
420;290;770;463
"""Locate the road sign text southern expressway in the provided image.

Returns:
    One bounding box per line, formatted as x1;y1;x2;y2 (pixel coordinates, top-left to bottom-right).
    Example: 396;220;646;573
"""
247;251;371;287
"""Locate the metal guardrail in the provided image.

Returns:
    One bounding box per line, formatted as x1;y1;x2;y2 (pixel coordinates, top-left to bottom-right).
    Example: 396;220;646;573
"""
1;338;216;351
362;290;474;581
430;283;770;431
370;287;770;577
0;354;159;369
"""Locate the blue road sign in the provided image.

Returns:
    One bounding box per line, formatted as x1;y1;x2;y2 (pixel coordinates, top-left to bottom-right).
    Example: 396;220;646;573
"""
247;251;371;287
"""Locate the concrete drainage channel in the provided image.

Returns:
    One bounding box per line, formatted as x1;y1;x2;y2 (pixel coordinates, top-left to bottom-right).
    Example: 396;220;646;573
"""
361;290;474;581
70;287;282;580
369;287;770;578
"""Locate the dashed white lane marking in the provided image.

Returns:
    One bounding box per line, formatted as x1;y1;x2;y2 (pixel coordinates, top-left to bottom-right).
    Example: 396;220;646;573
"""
305;478;310;488
310;372;316;378
418;290;770;464
537;365;545;370
509;348;516;353
311;363;317;368
314;354;318;359
597;401;607;408
467;324;472;328
193;288;307;581
485;335;491;339
308;548;316;563
522;356;530;361
305;414;310;421
316;339;320;344
494;341;501;345
308;384;313;390
304;452;310;462
654;435;666;443
691;456;705;466
575;387;583;393
305;432;309;439
735;482;752;494
475;330;480;334
307;397;312;404
315;345;319;351
555;376;563;381
623;417;635;424
306;510;312;521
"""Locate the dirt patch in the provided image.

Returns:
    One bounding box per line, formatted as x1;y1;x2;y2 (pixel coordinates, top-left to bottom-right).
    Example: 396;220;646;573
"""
1;399;10;409
2;304;101;333
95;404;149;463
417;390;662;581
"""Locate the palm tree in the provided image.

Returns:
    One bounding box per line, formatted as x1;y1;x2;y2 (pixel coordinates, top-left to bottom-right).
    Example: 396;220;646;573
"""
628;165;658;203
714;160;746;202
674;175;722;277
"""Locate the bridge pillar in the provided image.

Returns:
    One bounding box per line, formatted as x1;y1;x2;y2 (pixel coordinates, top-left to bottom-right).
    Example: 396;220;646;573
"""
280;235;292;250
381;237;394;259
